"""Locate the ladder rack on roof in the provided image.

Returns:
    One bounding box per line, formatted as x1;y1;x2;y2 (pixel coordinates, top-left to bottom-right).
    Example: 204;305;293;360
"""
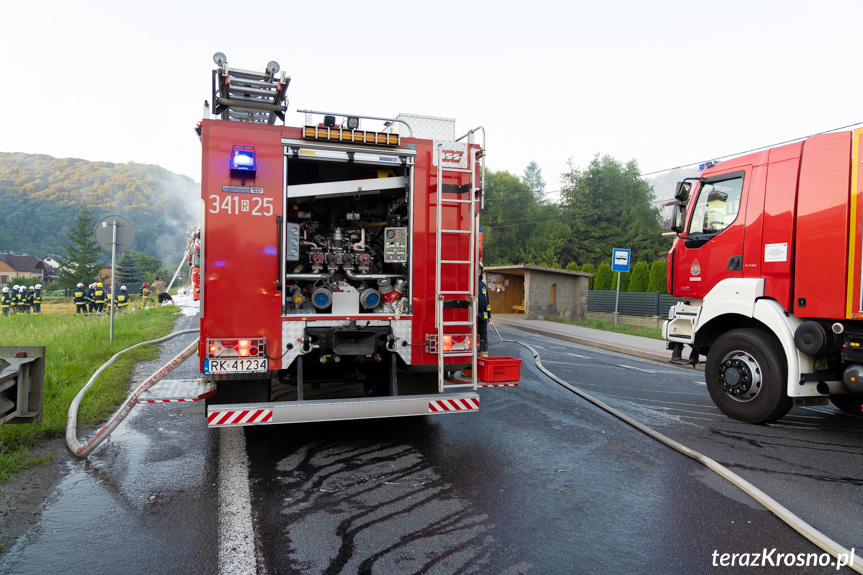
211;52;290;125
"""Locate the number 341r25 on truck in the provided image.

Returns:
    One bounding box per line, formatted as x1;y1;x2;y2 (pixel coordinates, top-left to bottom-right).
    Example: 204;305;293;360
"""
665;129;863;423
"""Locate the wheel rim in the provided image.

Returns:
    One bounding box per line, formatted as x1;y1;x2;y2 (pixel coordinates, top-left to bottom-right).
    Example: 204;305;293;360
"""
717;350;762;402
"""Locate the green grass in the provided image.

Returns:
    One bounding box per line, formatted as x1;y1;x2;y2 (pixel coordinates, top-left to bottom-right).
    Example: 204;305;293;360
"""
546;316;663;340
0;305;181;481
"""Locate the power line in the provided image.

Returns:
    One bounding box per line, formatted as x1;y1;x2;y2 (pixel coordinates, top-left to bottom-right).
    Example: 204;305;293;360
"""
638;121;863;178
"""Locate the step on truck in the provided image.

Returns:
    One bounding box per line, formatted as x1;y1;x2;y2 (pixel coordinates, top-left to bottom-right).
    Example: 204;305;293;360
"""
664;129;863;423
196;53;495;427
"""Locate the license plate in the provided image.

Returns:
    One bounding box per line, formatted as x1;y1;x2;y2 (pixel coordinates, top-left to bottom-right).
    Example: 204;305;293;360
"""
204;358;268;374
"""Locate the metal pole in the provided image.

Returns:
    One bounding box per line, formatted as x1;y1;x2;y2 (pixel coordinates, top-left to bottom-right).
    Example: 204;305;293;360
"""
614;271;620;326
166;245;191;292
109;221;118;342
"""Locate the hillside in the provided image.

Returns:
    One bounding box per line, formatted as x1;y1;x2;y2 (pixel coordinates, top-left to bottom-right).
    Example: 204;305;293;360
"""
646;166;702;203
0;152;199;264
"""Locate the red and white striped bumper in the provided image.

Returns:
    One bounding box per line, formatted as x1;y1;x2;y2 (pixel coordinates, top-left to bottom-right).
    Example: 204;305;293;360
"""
428;397;479;413
205;393;480;427
208;408;273;427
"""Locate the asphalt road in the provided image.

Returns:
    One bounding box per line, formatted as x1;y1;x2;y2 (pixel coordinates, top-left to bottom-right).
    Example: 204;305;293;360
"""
1;317;860;575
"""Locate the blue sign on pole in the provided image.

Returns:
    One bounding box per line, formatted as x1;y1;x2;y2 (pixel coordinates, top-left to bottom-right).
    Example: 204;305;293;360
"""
612;249;631;273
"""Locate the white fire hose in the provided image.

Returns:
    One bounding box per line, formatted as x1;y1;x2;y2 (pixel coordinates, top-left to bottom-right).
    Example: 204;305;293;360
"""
66;329;200;458
491;324;861;574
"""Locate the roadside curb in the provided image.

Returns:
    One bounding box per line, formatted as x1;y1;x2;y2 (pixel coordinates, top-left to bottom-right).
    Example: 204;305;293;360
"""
493;317;704;372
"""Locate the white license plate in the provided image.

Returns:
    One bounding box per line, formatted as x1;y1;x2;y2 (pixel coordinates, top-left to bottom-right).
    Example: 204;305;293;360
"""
204;358;268;374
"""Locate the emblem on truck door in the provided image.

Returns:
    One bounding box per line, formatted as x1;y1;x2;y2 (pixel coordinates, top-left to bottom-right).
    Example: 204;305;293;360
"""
690;260;702;279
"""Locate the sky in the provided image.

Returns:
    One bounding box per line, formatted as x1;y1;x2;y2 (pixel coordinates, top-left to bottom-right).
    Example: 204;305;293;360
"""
3;0;863;197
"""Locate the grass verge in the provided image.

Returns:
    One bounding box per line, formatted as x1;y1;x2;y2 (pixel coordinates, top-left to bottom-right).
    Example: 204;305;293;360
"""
0;303;181;481
546;316;663;340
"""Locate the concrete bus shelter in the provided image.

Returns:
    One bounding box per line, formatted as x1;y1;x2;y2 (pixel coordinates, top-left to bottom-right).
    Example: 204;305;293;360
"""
484;265;592;321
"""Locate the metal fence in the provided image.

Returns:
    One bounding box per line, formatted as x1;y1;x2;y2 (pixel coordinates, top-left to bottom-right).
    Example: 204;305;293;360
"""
587;291;684;317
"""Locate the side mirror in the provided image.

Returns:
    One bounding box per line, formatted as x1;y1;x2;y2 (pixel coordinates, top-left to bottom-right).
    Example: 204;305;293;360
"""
670;203;686;234
675;181;691;202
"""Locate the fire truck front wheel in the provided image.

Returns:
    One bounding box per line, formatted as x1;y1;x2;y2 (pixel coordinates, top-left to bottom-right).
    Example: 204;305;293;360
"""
705;328;792;424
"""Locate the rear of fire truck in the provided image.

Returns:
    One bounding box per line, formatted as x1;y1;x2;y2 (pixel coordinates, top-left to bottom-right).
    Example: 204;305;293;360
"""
197;54;491;428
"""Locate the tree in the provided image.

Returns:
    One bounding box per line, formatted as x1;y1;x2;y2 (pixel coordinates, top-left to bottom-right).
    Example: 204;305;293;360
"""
482;169;539;265
565;262;579;271
135;252;170;283
559;154;671;267
581;263;596;290
618;271;631;292
115;250;144;285
594;263;613;290
647;259;668;293
628;261;650;292
59;207;104;289
517;203;570;267
522;161;546;203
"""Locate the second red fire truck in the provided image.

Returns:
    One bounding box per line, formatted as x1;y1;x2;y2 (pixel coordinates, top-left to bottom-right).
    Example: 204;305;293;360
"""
195;54;503;428
664;129;863;423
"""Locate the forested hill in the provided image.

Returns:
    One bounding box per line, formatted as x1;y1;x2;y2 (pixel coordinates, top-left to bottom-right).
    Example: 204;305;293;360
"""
0;152;199;263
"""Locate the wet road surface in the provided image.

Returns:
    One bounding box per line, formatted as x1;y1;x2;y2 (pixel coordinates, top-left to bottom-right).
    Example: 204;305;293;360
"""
1;316;860;574
245;325;862;574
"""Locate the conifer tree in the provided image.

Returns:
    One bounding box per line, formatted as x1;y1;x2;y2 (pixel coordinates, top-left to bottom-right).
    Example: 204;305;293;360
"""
59;207;103;289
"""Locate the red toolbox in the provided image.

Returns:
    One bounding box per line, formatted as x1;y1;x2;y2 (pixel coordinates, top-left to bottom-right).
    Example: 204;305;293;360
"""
477;356;522;383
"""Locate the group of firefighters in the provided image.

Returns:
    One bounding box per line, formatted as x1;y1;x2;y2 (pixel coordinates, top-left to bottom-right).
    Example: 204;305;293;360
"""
72;282;130;315
0;284;43;316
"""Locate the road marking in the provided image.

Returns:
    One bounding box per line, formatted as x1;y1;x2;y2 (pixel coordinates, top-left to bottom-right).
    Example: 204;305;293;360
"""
617;364;657;374
565;352;590;359
219;427;256;575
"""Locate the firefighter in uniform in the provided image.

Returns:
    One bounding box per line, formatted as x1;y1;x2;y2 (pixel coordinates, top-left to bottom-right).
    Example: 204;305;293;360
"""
74;283;88;315
93;282;106;313
25;286;35;313
140;282;153;307
33;284;42;314
116;285;129;311
15;286;27;314
86;283;96;314
478;264;492;357
1;286;11;316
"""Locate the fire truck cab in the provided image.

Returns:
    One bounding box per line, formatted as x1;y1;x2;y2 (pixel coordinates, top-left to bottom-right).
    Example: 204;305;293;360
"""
197;54;491;427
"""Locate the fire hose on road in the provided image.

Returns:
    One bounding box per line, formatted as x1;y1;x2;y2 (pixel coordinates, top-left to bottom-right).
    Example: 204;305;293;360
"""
66;329;200;458
491;323;861;574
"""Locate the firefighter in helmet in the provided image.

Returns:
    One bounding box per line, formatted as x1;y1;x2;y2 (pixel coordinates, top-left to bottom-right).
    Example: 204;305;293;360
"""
25;286;35;313
15;285;27;314
116;285;129;311
93;282;106;313
477;263;492;357
1;286;11;316
33;283;42;314
140;282;153;307
74;283;88;315
87;283;96;314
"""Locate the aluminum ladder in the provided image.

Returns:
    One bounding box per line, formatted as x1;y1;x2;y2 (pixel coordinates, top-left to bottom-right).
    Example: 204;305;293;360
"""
211;53;290;125
435;142;483;391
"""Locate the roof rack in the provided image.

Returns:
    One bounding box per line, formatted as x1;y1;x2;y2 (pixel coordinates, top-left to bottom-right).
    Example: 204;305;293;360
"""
210;52;290;125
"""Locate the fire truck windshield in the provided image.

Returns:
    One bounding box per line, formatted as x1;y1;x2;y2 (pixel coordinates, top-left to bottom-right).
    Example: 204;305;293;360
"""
688;177;744;235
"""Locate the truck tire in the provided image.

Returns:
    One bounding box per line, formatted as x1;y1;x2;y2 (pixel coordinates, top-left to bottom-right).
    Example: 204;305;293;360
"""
705;328;792;424
830;394;863;415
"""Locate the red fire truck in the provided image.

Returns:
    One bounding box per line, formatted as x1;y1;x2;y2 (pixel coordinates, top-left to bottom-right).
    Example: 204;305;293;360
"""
664;129;863;423
197;54;494;427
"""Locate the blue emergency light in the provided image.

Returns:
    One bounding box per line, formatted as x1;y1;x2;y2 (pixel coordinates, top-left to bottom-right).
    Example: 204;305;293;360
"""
230;146;257;179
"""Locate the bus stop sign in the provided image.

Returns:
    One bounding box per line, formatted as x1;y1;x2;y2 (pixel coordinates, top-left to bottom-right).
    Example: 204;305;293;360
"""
612;249;631;273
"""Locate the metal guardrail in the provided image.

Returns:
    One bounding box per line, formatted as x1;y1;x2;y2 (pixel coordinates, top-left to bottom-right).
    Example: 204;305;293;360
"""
587;291;684;317
0;346;45;424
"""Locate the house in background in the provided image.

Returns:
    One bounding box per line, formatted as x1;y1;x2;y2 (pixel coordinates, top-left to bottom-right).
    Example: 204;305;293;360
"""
0;253;51;288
